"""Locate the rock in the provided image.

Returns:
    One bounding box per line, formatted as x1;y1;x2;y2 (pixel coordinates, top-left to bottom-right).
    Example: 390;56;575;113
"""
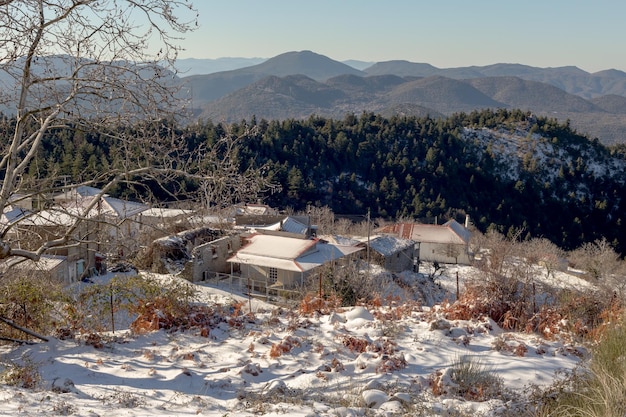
361;389;389;408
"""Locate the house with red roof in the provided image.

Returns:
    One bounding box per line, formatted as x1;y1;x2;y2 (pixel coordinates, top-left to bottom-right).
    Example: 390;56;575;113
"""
378;219;472;265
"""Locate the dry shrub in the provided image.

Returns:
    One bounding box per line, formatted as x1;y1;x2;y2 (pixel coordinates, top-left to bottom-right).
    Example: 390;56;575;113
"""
554;291;624;342
130;297;245;335
0;272;67;340
369;338;397;356
442;286;490;321
84;332;104;348
299;292;343;315
514;343;528;357
331;357;345;371
376;354;407;373
268;335;301;358
533;306;564;339
340;335;397;358
585;297;624;342
539;314;626;416
315;371;328;381
370;297;421;321
1;358;41;389
341;336;370;353
130;296;201;333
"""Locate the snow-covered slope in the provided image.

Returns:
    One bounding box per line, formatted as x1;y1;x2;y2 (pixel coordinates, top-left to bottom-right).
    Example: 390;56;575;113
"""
0;265;593;416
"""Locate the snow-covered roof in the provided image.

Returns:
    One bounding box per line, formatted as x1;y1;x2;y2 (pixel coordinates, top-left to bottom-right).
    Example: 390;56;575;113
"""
227;234;363;272
140;208;193;218
361;235;415;256
319;235;361;246
1;205;29;226
381;221;471;245
234;203;278;216
258;216;309;235
296;243;363;271
53;185;104;202
233;234;317;260
100;196;149;219
18;207;82;227
7;255;67;272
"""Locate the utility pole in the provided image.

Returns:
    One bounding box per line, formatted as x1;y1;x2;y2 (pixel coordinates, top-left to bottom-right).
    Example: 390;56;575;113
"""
366;208;371;277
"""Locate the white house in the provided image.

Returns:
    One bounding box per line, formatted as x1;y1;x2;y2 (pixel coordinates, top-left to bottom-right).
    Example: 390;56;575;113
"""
378;219;472;265
226;234;363;291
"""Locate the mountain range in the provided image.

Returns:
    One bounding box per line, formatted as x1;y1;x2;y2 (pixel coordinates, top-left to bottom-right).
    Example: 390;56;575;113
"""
178;51;626;144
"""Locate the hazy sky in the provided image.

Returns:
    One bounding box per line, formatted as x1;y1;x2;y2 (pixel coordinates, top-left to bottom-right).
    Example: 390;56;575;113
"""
178;1;625;73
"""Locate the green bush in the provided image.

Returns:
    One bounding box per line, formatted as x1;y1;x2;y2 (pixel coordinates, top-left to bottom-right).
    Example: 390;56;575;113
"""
63;274;199;334
0;272;67;340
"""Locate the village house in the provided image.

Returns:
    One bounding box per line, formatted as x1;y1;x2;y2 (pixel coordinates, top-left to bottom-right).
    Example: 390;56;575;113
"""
356;235;416;273
6;206;96;282
2;186;160;283
91;195;150;258
186;234;242;282
52;186;151;260
235;214;313;238
378;219;472;265
5;255;71;285
226;233;363;293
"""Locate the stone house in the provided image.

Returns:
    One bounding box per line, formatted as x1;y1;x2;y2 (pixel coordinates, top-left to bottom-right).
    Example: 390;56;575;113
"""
356;235;416;273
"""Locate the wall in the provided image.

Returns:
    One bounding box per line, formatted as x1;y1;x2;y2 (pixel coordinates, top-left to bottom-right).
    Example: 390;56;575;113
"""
383;246;416;272
191;235;242;282
418;242;471;265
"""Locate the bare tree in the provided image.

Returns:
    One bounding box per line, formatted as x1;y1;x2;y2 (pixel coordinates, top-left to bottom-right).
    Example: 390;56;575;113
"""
198;130;280;219
0;1;245;265
569;238;625;299
522;237;566;279
569;238;621;281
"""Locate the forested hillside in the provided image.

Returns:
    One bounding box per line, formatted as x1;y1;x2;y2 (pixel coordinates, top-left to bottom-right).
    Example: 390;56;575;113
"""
14;109;626;255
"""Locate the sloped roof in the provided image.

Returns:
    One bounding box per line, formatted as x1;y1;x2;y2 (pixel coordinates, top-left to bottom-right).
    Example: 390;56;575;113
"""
443;219;472;243
18;207;82;227
100;196;149;219
227;234;362;272
140;207;193;218
234;203;278;216
53;186;104;202
4;255;67;272
258;216;309;235
360;235;415;256
233;234;317;259
296;244;363;271
379;220;471;245
17;195;149;227
319;235;360;246
1;205;29;227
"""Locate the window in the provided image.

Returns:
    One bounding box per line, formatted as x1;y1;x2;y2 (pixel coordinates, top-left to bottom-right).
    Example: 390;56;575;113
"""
268;268;278;284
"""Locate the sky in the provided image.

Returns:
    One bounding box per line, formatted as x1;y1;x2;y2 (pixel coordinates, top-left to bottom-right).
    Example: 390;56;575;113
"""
177;0;626;73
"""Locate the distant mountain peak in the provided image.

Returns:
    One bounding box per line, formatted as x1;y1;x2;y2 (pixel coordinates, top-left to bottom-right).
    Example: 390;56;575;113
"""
253;50;364;80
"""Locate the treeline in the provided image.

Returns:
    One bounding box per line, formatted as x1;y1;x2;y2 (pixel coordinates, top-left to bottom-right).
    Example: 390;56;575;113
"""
10;108;626;255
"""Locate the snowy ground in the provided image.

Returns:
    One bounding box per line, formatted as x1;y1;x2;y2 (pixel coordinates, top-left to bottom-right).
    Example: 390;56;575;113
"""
0;264;591;416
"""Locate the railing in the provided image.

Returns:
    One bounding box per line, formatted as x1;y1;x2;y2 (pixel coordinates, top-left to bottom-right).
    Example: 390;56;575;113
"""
200;271;301;303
